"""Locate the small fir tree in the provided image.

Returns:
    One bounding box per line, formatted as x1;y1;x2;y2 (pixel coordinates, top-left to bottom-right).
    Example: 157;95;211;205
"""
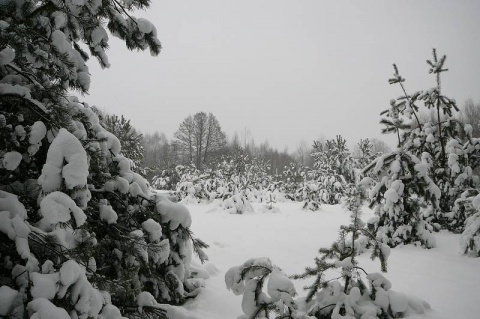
282;162;308;202
364;49;480;247
459;191;480;257
102;113;144;174
309;136;356;205
227;186;431;318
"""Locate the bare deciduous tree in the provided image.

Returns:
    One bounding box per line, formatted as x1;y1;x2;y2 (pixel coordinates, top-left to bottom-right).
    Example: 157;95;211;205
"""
458;98;480;138
174;112;227;169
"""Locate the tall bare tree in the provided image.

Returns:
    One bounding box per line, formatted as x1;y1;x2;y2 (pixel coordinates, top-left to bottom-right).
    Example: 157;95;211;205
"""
458;98;480;138
174;112;227;169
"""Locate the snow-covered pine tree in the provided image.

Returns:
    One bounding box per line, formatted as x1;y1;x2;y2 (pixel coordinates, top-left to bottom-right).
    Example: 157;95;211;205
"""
409;51;475;225
151;165;182;191
363;49;480;247
444;188;480;256
0;0;207;318
363;71;439;248
102;113;144;174
294;186;430;318
227;186;431;318
354;138;377;172
174;164;209;203
461;191;480;257
363;150;439;248
375;50;480;229
309;136;356;205
216;151;255;213
298;180;322;211
282;162;307;201
193;150;274;213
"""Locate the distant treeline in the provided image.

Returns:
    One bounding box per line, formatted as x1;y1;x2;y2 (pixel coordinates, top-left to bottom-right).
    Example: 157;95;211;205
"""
102;99;480;183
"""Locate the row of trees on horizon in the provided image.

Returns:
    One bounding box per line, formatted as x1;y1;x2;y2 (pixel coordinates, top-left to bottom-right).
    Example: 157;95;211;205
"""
101;97;480;184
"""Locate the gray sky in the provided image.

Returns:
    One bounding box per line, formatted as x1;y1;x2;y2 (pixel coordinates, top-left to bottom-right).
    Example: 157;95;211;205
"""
85;0;480;152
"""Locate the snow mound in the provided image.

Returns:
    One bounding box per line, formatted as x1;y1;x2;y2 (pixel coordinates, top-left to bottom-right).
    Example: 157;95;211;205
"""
38;128;89;192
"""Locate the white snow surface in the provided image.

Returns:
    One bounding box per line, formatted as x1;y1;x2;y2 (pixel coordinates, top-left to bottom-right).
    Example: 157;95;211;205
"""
0;285;18;316
0;47;15;65
2;151;22;170
178;201;480;319
39;191;87;228
156;194;192;230
0;190;28;219
29;121;47;145
38;128;88;192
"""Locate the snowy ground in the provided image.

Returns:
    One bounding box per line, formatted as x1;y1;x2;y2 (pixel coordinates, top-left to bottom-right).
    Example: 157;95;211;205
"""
182;201;480;319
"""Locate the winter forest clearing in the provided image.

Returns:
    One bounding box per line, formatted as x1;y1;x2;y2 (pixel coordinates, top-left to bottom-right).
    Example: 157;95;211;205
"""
184;202;480;319
2;1;480;319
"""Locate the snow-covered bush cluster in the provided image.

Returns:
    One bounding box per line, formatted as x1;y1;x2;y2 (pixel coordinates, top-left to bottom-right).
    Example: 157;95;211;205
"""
292;136;369;211
167;138;371;213
151;166;182;192
0;0;207;318
158;152;286;214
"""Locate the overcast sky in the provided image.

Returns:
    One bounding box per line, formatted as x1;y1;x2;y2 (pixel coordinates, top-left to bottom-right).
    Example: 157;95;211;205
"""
85;0;480;152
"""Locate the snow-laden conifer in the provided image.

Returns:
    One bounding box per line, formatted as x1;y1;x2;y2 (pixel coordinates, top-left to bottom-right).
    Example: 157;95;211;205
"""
364;49;480;247
305;136;356;208
0;0;206;318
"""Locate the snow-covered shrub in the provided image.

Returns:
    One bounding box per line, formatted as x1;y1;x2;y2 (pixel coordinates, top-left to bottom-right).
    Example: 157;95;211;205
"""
446;189;478;233
0;0;207;318
282;162;308;201
460;192;480;257
175;164;213;203
225;258;299;318
216;154;275;213
298;181;322;211
173;151;278;213
462;212;480;257
152;166;182;191
221;189;254;214
309;136;356;205
262;191;278;211
260;183;286;212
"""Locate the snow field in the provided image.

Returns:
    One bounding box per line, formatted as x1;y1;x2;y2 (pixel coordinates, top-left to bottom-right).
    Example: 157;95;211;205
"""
183;202;480;319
